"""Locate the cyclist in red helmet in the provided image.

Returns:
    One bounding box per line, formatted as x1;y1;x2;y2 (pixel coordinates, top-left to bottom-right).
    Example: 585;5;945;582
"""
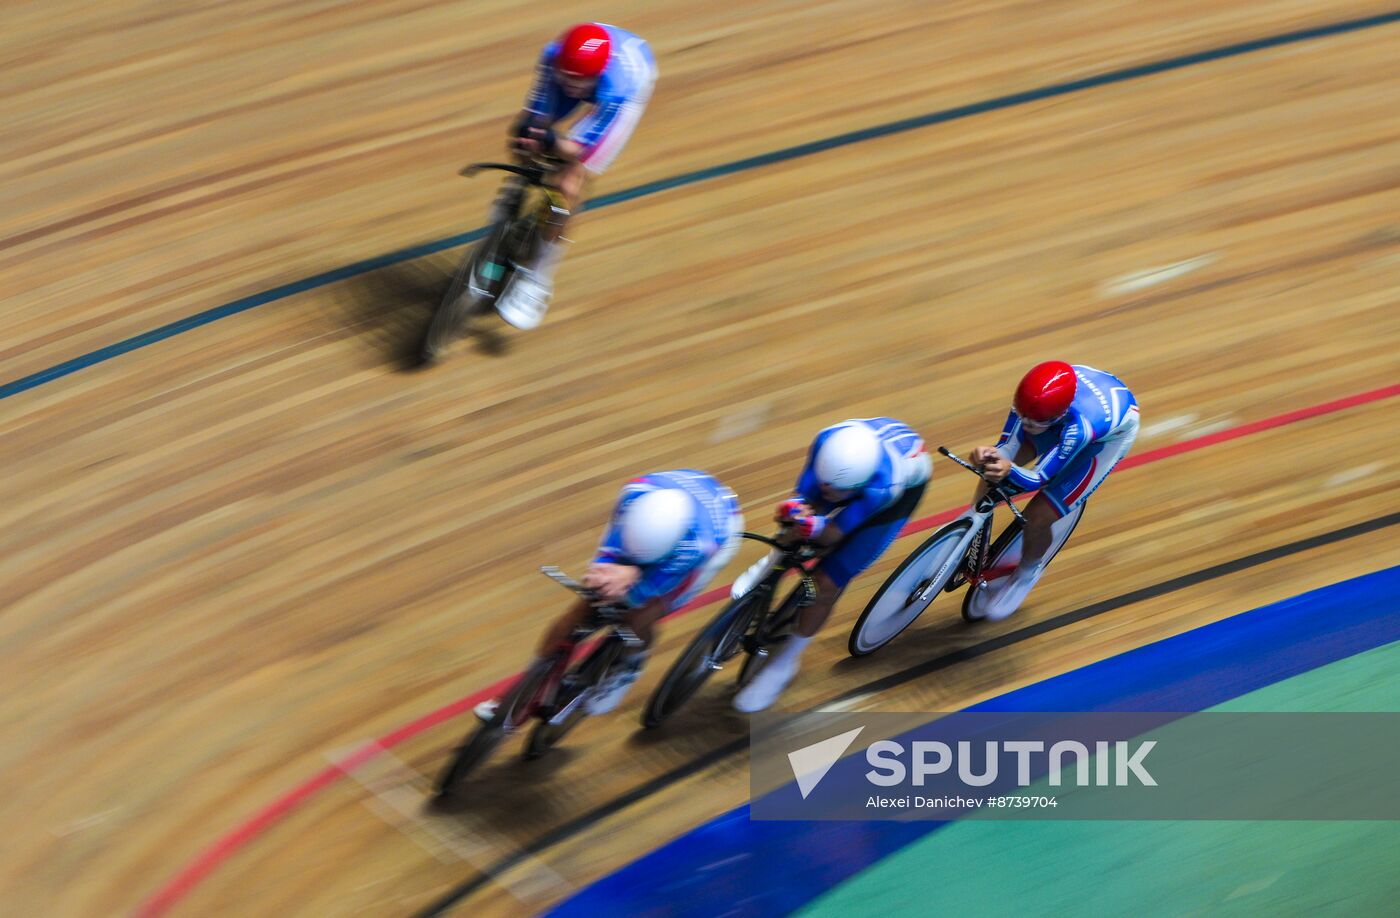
965;362;1140;621
493;23;657;331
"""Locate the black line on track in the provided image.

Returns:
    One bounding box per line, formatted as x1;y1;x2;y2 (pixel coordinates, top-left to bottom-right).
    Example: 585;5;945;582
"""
4;10;1398;400
416;511;1400;915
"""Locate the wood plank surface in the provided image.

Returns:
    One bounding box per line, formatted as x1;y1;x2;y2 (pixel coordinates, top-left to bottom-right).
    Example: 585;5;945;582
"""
0;1;1396;915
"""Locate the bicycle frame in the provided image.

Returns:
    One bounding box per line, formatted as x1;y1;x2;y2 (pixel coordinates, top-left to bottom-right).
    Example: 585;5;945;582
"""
527;567;642;723
904;449;1026;605
463;160;570;233
725;532;818;658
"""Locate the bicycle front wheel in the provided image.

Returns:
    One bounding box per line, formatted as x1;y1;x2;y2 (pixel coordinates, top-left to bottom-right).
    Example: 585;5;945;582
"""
433;656;553;802
735;584;806;688
642;591;762;729
848;519;973;656
420;230;500;364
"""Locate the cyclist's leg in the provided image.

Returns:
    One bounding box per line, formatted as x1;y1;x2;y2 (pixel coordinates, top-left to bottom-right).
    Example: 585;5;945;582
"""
804;482;925;632
969;414;1139;621
529;77;650;255
735;486;923;713
536;596;593;656
794;480;918;624
592;511;743;716
487;172;533;228
476;596;591;720
982;496;1085;577
587;596;661;716
732;568;839;713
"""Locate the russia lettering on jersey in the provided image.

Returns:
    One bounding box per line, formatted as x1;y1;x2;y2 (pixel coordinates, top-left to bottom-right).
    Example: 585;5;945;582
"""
997;365;1139;494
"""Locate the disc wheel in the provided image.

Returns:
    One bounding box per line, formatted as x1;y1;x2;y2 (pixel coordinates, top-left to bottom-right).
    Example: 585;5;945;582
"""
848;520;973;656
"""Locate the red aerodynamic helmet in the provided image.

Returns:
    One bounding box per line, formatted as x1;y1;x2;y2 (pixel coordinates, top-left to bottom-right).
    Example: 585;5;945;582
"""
557;23;611;78
1014;361;1077;423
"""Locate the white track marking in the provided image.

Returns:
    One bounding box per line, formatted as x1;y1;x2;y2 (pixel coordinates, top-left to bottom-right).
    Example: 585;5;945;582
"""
815;692;878;713
1144;413;1238;440
710;400;771;444
1189;417;1239;437
1141;413;1198;438
51;807;120;837
1224;873;1285;901
1324;462;1383;489
328;743;572;904
1099;254;1218;297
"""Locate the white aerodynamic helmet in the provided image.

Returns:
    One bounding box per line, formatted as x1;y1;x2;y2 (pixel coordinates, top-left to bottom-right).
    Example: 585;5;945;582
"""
814;423;882;490
619;488;695;564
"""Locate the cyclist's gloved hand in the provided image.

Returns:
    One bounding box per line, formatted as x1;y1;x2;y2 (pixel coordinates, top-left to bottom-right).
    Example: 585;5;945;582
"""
583;563;640;601
970;446;1011;483
793;514;826;541
510;119;558;159
774;498;810;524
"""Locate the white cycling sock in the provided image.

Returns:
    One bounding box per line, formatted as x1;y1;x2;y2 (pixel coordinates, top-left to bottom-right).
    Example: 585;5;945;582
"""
534;239;565;281
777;633;812;664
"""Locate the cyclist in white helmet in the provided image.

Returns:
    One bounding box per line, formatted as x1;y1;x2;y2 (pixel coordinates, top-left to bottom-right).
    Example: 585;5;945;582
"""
734;419;930;713
476;470;742;721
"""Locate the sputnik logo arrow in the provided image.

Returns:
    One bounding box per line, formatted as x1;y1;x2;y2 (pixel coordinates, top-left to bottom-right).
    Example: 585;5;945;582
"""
787;726;865;799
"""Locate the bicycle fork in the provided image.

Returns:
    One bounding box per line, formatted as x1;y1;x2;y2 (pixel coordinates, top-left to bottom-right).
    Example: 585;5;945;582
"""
745;577;815;666
944;515;994;594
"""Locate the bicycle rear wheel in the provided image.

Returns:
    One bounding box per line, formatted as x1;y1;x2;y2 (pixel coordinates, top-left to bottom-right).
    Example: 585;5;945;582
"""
848;519;973;656
433;656;554;802
525;636;623;759
642;591;762;728
960;503;1084;620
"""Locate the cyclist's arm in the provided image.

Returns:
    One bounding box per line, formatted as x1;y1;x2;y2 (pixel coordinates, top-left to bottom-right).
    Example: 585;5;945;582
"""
1004;417;1090;493
992;409;1024;459
626;541;704;607
829;485;893;536
519;45;557;121
570;97;624;143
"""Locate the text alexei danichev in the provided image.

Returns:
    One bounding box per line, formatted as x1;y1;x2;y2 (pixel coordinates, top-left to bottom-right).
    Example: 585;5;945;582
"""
867;795;986;809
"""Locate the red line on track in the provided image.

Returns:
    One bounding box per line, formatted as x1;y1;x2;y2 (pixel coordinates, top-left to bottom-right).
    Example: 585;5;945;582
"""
135;381;1398;916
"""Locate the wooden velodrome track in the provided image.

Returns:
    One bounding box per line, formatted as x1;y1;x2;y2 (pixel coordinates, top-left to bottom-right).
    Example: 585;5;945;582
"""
2;0;1399;914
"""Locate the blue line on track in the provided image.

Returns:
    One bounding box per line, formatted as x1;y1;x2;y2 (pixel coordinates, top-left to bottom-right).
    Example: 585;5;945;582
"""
4;10;1398;402
549;565;1400;917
